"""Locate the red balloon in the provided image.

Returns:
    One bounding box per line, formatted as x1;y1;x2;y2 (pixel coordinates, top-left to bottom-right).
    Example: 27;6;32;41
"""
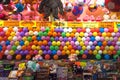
27;46;31;51
18;28;23;32
29;50;34;55
3;36;8;41
91;28;95;33
113;50;117;55
95;28;99;32
0;28;3;32
108;27;114;32
82;54;87;59
100;46;105;50
0;55;3;59
57;32;61;37
2;46;6;51
59;46;63;51
98;32;102;36
81;28;86;32
45;54;50;60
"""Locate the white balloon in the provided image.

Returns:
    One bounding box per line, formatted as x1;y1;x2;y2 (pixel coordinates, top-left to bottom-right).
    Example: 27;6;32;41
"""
64;28;68;32
116;41;120;46
105;37;109;41
84;33;88;37
3;27;8;32
29;31;34;36
89;41;93;46
5;50;9;55
17;45;22;50
111;32;116;37
13;36;18;41
109;37;113;41
34;31;38;36
86;28;90;33
75;41;79;46
82;37;86;41
75;32;80;37
68;28;72;32
13;27;18;32
95;36;100;41
98;50;102;54
87;46;91;50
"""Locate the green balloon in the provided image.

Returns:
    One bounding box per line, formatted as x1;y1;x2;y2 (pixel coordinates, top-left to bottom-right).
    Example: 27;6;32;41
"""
62;32;66;37
80;50;84;55
113;55;119;59
27;36;32;42
117;50;120;55
12;45;17;51
50;37;54;41
55;46;59;50
43;32;48;36
38;32;43;37
96;54;101;60
45;27;50;32
50;46;55;50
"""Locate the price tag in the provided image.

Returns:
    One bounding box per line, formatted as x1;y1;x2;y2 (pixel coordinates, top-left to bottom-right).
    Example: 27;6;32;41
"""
4;21;19;27
99;22;114;28
82;22;99;28
68;22;82;28
0;21;4;27
52;21;67;27
19;21;36;28
36;22;52;27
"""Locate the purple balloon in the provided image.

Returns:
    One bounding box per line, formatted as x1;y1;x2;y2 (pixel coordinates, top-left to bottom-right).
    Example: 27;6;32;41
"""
15;50;20;54
7;55;12;60
84;50;88;54
55;37;59;41
73;37;77;41
59;37;63;41
77;46;82;50
23;28;28;32
91;46;95;50
46;46;50;50
64;37;68;42
118;28;120;32
107;41;112;46
55;28;59;32
34;50;38;55
115;45;119;50
85;41;89;46
46;36;50;41
86;37;90;41
73;45;77;50
20;50;24;55
93;41;97;45
41;36;45;40
41;45;46;50
20;32;25;37
48;41;52;46
68;37;72;41
43;50;47;54
114;37;118;41
57;50;61;55
48;50;52;54
60;28;63;32
24;50;29;55
116;32;120;37
61;41;65;46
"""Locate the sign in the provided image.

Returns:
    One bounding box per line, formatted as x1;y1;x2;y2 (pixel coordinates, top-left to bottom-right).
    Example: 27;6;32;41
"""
36;22;52;27
52;21;67;27
99;22;114;28
4;21;19;27
0;21;4;27
83;22;99;28
68;22;82;28
19;21;36;27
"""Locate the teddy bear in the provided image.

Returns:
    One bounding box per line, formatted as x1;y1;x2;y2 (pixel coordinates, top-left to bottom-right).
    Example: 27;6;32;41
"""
39;0;64;19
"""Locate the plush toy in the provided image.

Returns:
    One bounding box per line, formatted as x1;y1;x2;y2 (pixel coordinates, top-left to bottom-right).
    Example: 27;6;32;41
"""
39;0;64;19
32;54;43;61
68;54;78;62
27;61;40;72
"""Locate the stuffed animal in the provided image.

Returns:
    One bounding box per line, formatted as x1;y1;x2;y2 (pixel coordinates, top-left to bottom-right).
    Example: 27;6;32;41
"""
68;54;78;62
27;61;40;72
39;0;64;19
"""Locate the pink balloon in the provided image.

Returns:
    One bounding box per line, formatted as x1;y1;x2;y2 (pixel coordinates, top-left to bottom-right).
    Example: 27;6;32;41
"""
41;36;45;40
59;37;63;41
46;36;50;41
70;41;75;45
68;37;72;41
85;41;89;46
0;41;5;45
77;28;81;33
18;36;22;41
41;27;45;31
86;37;90;41
7;45;12;50
34;50;38;55
25;32;29;36
7;55;12;60
57;50;61;56
93;41;97;45
104;28;108;32
10;41;14;45
114;37;118;41
115;45;119;50
61;41;65;46
88;32;92;36
16;32;20;36
100;37;104;41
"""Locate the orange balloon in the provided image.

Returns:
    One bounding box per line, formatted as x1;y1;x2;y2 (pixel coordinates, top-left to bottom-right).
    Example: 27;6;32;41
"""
22;45;27;50
38;41;42;46
0;37;3;41
32;36;37;40
26;54;31;60
89;50;93;55
108;50;112;55
16;54;22;60
45;54;50;60
8;27;13;32
28;27;33;30
33;40;38;45
71;49;75;54
62;50;66;55
103;41;107;46
48;31;52;36
106;32;111;37
72;29;76;33
52;32;57;37
82;54;87;59
68;45;73;50
36;27;40;31
70;33;75;37
6;32;10;36
50;27;54;32
42;40;48;45
53;55;58;60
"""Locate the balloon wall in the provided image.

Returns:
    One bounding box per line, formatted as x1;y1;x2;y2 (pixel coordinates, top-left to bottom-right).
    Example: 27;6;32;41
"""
0;25;120;60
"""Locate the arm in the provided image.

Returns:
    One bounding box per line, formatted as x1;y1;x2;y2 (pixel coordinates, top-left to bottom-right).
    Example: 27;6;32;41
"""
57;0;64;15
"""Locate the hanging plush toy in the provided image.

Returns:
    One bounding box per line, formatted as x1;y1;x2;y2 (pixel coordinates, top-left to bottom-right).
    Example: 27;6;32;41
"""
39;0;64;19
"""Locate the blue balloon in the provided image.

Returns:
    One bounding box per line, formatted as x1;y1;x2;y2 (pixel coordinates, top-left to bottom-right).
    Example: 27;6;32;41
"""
104;54;110;60
97;41;102;46
19;40;24;46
6;40;10;46
99;28;104;33
37;36;41;41
0;45;2;51
15;3;24;12
90;36;95;42
52;50;57;55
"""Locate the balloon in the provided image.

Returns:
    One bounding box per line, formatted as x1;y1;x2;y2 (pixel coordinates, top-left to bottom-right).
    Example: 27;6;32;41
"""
89;41;93;46
71;49;75;54
62;50;66;55
5;50;9;55
93;32;98;36
111;32;116;37
114;28;118;32
63;46;68;50
70;33;75;37
52;50;57;55
75;41;79;46
57;50;61;55
45;27;50;32
109;46;114;50
90;36;95;42
7;45;12;50
104;54;110;60
63;37;68;42
84;33;88;37
97;41;102;46
34;31;38;36
62;32;66;37
15;41;19;46
103;50;107;54
59;37;63;41
66;50;70;55
55;46;59;50
45;54;50;60
117;50;120;55
50;46;55;50
82;54;87;59
99;28;104;33
0;55;3;60
43;32;48;36
93;50;98;55
82;37;86;41
43;50;47;54
20;40;24;46
41;27;45;31
80;41;84;46
53;55;58;60
48;50;52;54
102;32;107;37
98;50;102;54
66;33;70;37
7;55;12;60
38;31;43;36
96;54;101;60
104;28;108;32
96;46;100;50
32;45;37;50
86;46;91;50
80;32;84;37
86;28;90;33
38;50;43;55
9;50;14;55
68;28;72;32
16;54;22;60
12;45;17;51
113;55;119;59
80;50;84;55
8;36;13;41
75;32;79;37
50;37;54;41
82;46;86;50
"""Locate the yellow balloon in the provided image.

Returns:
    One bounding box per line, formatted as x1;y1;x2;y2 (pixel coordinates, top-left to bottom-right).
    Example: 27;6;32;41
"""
102;32;106;37
103;50;107;54
109;46;114;50
96;46;100;50
66;41;70;46
36;46;40;50
66;50;70;55
57;41;61;46
9;50;14;55
25;41;29;46
22;37;27;41
15;41;19;46
93;50;98;55
77;37;82;42
80;62;87;67
114;28;118;32
80;32;84;37
76;50;80;55
29;31;33;35
93;32;98;36
119;38;120;41
66;33;70;37
38;50;43;55
32;45;36;50
82;46;86;50
8;36;13;41
105;37;109;41
52;41;56;46
80;41;84;46
64;46;68;50
10;32;16;36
